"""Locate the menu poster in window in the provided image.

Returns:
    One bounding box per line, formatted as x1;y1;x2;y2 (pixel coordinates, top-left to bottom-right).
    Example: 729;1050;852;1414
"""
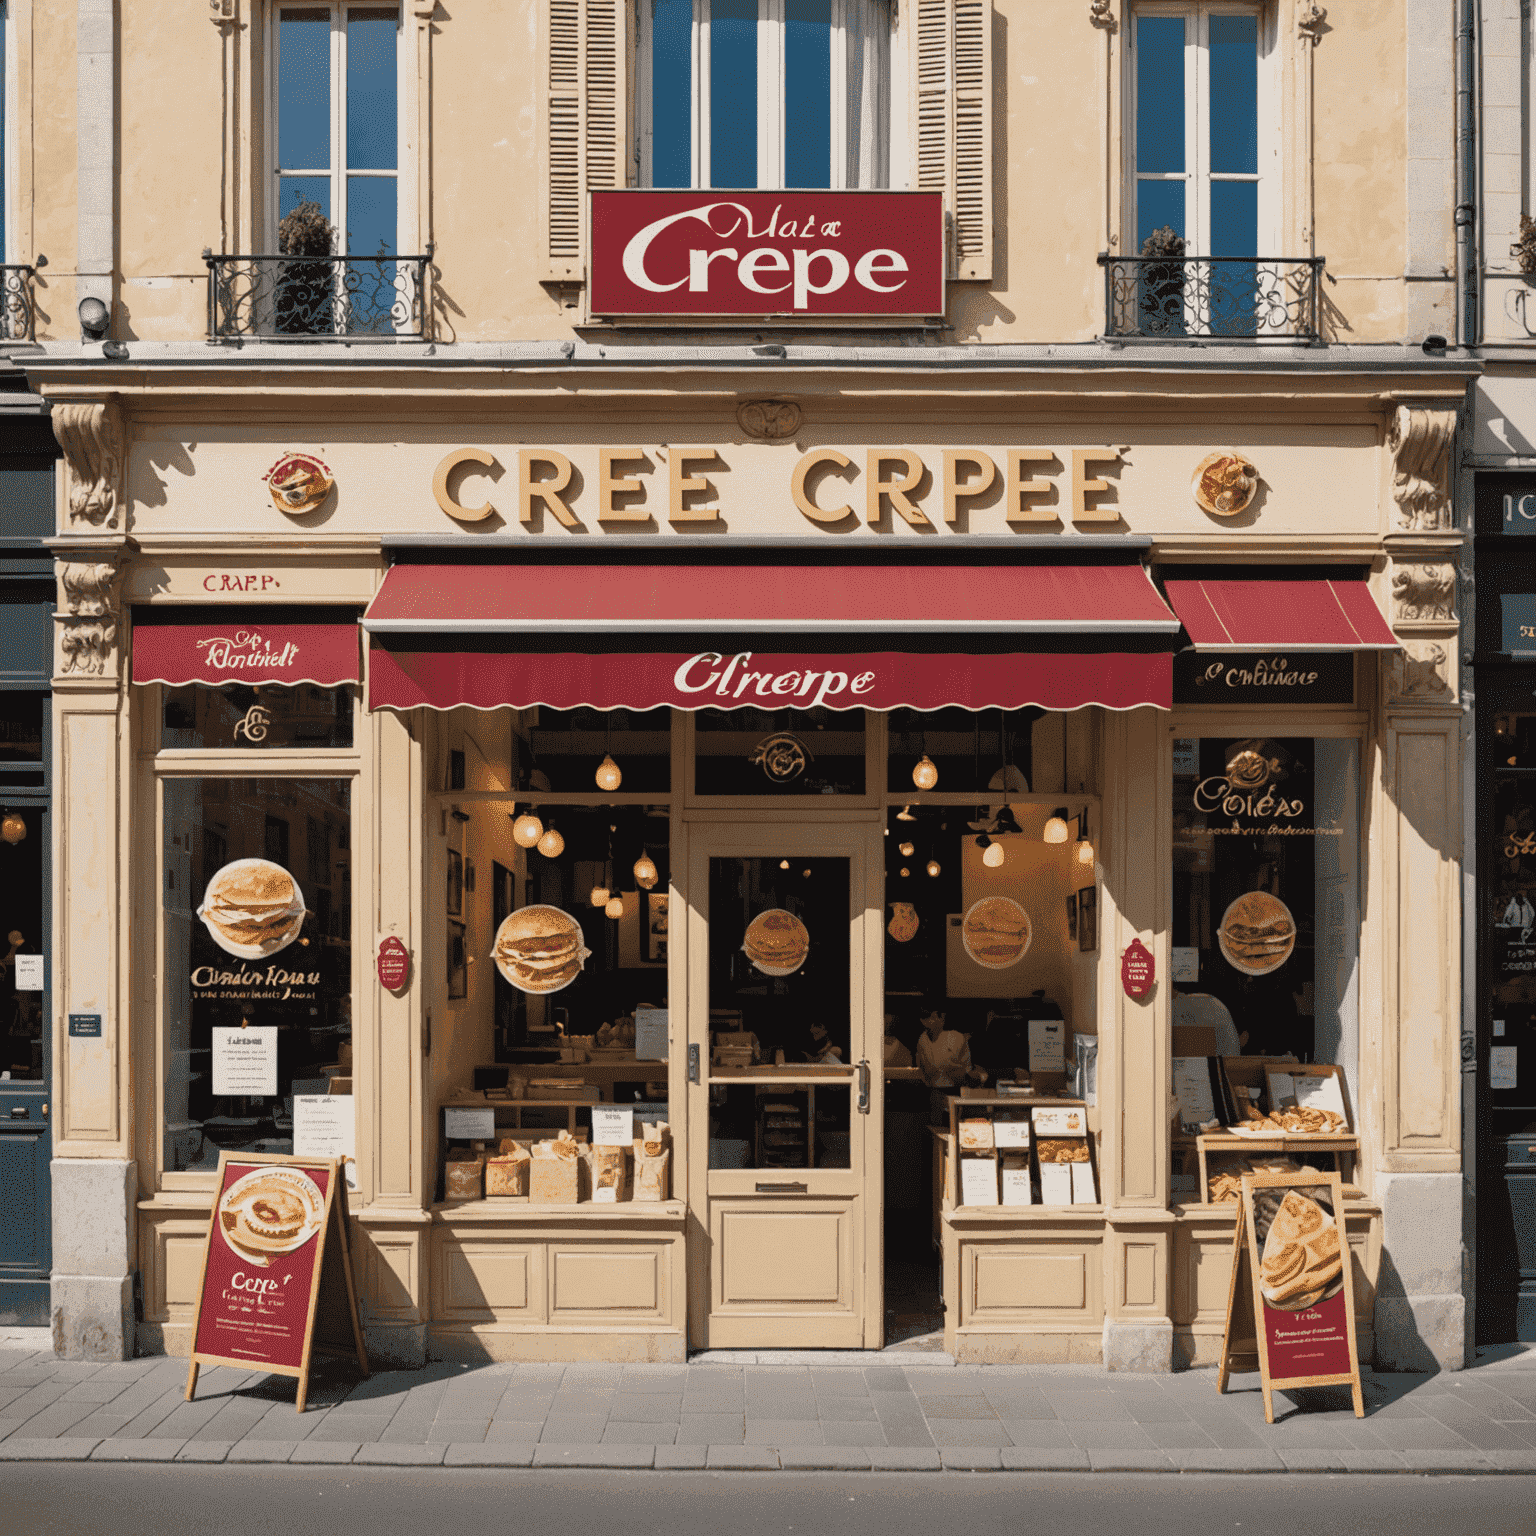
293;1095;357;1189
1217;1170;1364;1423
1173;1056;1219;1133
184;1152;367;1414
212;1027;279;1097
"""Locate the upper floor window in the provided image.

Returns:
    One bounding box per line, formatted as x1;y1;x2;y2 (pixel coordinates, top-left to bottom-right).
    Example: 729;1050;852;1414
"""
641;0;891;189
273;4;399;254
1129;5;1273;257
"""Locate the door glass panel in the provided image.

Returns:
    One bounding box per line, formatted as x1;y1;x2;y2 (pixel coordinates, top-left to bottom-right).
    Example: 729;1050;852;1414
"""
0;805;45;1081
0;694;43;761
710;1083;852;1170
161;684;355;750
696;707;866;795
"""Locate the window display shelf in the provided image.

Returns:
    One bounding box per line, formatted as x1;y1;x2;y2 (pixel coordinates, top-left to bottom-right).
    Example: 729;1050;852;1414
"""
432;1198;685;1222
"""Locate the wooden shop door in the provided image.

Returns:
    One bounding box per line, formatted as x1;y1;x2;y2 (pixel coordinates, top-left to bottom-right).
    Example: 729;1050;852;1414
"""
685;821;884;1349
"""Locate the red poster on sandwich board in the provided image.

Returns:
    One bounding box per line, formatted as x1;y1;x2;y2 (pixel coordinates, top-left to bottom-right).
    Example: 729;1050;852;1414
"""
185;1152;368;1413
1217;1169;1364;1422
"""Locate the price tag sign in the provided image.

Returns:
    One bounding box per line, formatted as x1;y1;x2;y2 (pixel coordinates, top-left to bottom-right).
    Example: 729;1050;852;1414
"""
14;954;43;991
1121;938;1155;1000
444;1106;496;1141
592;1106;635;1147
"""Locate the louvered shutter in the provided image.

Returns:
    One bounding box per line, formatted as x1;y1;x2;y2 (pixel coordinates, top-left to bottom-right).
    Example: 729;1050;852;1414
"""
914;0;993;282
543;0;629;282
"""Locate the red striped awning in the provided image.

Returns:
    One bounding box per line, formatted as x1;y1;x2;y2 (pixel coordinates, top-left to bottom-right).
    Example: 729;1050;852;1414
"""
132;618;360;687
1162;577;1398;651
362;560;1180;713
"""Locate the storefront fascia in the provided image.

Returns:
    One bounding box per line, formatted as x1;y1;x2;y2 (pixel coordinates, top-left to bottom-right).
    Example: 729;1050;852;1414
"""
30;367;1473;1369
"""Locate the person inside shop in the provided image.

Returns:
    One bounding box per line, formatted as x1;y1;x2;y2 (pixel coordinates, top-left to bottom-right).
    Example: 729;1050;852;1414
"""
916;1006;987;1088
883;1009;914;1069
804;1020;844;1065
1171;982;1242;1055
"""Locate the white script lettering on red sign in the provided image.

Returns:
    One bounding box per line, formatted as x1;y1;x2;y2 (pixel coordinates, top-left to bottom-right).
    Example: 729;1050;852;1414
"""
376;936;410;992
1121;938;1155;1000
589;191;945;318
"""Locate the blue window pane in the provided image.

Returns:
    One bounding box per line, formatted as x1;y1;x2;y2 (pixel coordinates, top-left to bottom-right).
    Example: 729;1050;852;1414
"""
1209;14;1257;175
346;175;396;255
278;175;333;232
278;8;331;171
1135;15;1184;176
785;0;830;188
710;0;757;188
1210;179;1256;256
1136;178;1184;251
346;9;397;171
652;0;693;186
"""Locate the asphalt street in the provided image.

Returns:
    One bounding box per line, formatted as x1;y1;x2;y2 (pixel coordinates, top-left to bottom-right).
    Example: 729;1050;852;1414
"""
5;1466;1535;1536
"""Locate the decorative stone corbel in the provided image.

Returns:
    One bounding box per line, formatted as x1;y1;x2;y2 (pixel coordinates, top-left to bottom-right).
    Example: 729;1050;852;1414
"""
52;399;127;531
56;558;124;678
1387;402;1457;531
1297;2;1327;46
1089;0;1117;30
1391;563;1457;624
736;399;803;441
1387;642;1450;702
207;0;237;23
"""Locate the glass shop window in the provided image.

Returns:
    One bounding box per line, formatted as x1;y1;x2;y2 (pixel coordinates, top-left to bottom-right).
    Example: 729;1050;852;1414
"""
0;692;43;761
1170;737;1359;1068
161;777;352;1173
510;706;671;795
1489;711;1536;1110
0;803;46;1082
161;684;356;751
694;706;866;795
643;0;891;189
886;706;1043;796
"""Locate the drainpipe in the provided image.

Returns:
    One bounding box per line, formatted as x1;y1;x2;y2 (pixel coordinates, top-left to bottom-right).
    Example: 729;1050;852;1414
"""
1456;0;1478;346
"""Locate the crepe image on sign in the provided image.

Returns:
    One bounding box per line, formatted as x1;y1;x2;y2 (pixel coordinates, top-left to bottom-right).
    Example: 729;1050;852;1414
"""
961;897;1032;969
744;909;810;976
1191;451;1258;517
1218;891;1296;976
492;905;591;995
217;1166;326;1267
198;858;307;960
1258;1191;1345;1311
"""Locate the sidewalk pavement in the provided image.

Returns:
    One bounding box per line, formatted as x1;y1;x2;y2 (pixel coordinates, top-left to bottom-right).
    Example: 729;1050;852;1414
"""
2;1333;1536;1474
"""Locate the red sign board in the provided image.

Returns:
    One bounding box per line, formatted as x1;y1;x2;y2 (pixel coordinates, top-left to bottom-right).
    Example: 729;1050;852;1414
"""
133;622;359;688
1121;938;1155;999
377;935;410;991
1260;1282;1354;1378
589;191;945;318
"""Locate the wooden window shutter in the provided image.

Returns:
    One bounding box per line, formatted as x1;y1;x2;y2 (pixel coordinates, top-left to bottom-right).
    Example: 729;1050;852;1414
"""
543;0;629;282
914;0;993;282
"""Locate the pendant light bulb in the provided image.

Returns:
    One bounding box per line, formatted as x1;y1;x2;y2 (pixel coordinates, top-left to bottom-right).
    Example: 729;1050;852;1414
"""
899;842;915;857
912;755;939;791
895;804;917;823
1043;806;1071;844
512;812;544;848
590;885;610;908
604;894;625;919
536;826;565;858
0;810;25;845
633;853;659;890
595;754;623;792
982;840;1006;868
900;866;911;878
1076;838;1096;867
926;859;941;878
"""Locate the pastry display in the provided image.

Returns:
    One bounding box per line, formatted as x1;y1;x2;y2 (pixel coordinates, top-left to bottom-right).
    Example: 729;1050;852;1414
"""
529;1130;582;1202
1217;891;1296;976
217;1166;325;1264
1036;1137;1090;1164
635;1122;671;1202
961;897;1032;969
492;905;590;994
485;1146;531;1197
1258;1190;1345;1310
198;858;306;959
1206;1155;1313;1203
743;908;810;976
958;1117;995;1152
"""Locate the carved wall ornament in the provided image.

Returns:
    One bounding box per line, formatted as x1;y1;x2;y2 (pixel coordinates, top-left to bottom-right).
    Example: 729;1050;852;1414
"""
1387;403;1457;530
57;559;124;678
1191;451;1259;517
1389;642;1450;700
61;561;123;619
59;619;118;677
52;400;126;531
1391;563;1457;623
264;452;335;515
208;0;236;19
736;399;803;441
1089;0;1117;29
1297;1;1327;45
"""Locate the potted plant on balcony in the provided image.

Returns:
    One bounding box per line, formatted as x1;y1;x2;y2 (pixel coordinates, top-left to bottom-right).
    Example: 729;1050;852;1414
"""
275;200;338;336
1137;225;1186;338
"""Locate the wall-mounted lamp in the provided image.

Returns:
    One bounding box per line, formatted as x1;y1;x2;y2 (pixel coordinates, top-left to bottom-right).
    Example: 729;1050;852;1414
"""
1043;806;1071;844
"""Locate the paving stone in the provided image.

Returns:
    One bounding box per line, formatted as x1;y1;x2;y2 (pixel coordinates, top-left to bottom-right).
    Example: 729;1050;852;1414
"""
484;1420;545;1443
779;1446;874;1470
66;1412;138;1440
546;1389;615;1414
863;1368;915;1394
909;1373;986;1396
814;1396;880;1422
0;1438;101;1461
1166;1448;1286;1473
1087;1448;1175;1472
706;1446;780;1469
444;1443;538;1467
823;1421;888;1447
914;1395;997;1421
90;1439;187;1462
1041;1392;1134;1423
1275;1448;1348;1473
1124;1400;1198;1424
533;1444;655;1468
1397;1448;1492;1473
938;1447;1003;1470
653;1444;710;1470
742;1398;820;1420
1367;1419;1480;1452
607;1394;682;1422
226;1442;298;1463
538;1414;609;1444
1000;1447;1091;1471
927;1420;1010;1448
979;1387;1054;1420
354;1443;447;1466
676;1413;745;1445
9;1401;108;1439
427;1420;489;1444
307;1418;386;1443
1066;1422;1156;1451
1484;1449;1536;1472
998;1420;1076;1449
175;1441;233;1463
289;1441;364;1463
62;1380;136;1405
1138;1421;1219;1450
602;1422;679;1444
744;1419;825;1445
868;1446;942;1471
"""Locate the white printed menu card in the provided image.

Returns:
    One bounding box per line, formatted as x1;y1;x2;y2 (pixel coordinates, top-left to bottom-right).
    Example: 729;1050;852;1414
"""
993;1117;1031;1149
591;1106;636;1147
1173;1057;1218;1132
1032;1106;1087;1136
212;1026;278;1097
1039;1163;1073;1205
960;1156;1000;1206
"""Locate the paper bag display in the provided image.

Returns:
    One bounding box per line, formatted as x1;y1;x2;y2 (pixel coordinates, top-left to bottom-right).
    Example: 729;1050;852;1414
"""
591;1146;630;1204
485;1147;531;1197
445;1157;484;1201
529;1130;582;1203
634;1121;671;1202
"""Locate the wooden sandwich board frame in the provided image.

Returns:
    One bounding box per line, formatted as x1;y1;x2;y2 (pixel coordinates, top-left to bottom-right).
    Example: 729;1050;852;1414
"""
185;1152;369;1413
1216;1169;1364;1424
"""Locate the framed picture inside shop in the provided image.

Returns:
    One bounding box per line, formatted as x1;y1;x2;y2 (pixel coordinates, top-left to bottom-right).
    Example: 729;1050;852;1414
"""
1066;892;1078;942
1077;888;1097;952
446;848;463;917
447;920;467;999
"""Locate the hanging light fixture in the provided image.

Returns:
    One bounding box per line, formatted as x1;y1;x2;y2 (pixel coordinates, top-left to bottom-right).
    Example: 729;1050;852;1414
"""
982;840;1005;868
899;842;915;858
605;894;625;919
595;754;623;791
779;859;790;870
912;755;938;790
633;852;659;890
1074;810;1096;867
590;884;611;908
900;866;911;878
1043;806;1071;844
895;804;917;822
536;823;565;858
512;811;544;848
991;805;1023;838
926;859;941;878
0;810;24;845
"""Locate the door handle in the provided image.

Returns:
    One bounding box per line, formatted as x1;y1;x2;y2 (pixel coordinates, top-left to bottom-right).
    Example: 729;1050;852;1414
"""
688;1043;700;1084
857;1058;870;1114
755;1180;807;1194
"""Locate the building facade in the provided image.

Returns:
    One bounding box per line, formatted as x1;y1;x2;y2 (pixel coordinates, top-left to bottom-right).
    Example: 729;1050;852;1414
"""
0;0;1475;1370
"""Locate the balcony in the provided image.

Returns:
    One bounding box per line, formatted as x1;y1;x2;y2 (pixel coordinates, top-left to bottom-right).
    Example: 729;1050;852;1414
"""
204;252;431;341
1099;255;1325;344
0;266;36;342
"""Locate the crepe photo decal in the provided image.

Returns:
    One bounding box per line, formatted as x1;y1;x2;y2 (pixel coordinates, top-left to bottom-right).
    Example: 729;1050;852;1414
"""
1255;1188;1345;1312
198;858;307;960
744;909;810;976
217;1165;326;1268
492;905;591;995
961;896;1032;970
1218;891;1296;976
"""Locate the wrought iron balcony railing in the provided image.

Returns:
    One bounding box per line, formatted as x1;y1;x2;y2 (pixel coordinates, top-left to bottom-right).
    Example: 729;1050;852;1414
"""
204;252;431;340
0;266;36;342
1100;255;1325;343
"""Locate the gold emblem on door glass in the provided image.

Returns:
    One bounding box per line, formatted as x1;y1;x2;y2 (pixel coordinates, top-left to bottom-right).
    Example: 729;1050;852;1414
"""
1192;451;1258;517
750;732;812;783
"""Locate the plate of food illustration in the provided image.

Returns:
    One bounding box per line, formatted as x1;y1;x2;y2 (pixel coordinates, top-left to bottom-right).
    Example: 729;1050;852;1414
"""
217;1165;326;1266
492;905;591;994
1218;891;1296;975
1256;1189;1345;1312
198;858;307;960
744;909;810;976
961;897;1032;969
